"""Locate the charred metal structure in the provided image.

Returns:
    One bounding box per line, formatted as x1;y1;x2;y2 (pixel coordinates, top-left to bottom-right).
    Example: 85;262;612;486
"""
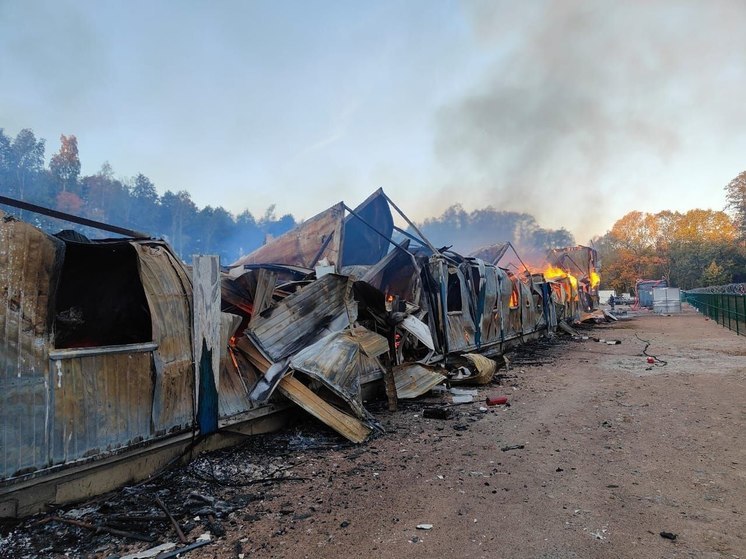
0;191;600;517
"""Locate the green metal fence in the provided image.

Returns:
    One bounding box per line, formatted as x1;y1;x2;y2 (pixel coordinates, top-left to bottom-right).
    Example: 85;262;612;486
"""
684;285;746;336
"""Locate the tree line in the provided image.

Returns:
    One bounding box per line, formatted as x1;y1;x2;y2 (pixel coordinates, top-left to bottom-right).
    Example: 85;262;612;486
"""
594;171;746;293
417;203;575;259
2;127;744;290
0;128;296;263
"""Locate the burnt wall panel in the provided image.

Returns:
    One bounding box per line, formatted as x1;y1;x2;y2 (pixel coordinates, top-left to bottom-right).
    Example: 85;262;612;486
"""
132;243;194;433
50;352;153;465
0;216;63;479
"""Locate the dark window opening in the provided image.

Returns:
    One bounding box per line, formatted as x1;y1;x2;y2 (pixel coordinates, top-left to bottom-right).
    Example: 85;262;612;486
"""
54;242;152;349
470;267;481;297
447;270;462;312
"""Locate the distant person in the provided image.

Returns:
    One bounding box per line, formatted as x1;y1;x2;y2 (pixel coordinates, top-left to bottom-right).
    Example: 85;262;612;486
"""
608;294;615;310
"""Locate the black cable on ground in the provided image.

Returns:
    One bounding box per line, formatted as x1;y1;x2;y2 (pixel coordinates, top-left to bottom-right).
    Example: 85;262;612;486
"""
634;333;668;366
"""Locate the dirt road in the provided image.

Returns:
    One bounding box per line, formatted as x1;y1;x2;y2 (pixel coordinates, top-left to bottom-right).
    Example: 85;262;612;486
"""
3;305;745;558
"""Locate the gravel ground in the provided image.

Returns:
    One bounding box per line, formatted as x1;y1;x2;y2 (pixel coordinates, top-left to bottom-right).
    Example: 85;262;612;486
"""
2;304;744;559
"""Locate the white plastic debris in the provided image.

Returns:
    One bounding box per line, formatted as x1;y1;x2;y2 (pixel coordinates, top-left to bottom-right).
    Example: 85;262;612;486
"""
450;387;478;396
416;524;433;530
121;543;176;559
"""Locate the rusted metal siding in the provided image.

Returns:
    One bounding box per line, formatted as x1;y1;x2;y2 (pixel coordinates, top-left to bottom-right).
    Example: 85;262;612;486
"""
0;216;63;478
231;203;344;269
218;313;252;419
49;348;154;464
500;274;520;340
247;274;357;362
132;242;194;433
520;281;537;335
474;263;499;348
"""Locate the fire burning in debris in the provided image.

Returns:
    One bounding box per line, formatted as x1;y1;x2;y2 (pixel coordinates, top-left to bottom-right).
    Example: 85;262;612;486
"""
543;264;578;291
590;270;600;289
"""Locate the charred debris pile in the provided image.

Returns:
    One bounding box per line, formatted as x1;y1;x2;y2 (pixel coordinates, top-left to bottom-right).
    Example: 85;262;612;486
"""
219;188;607;442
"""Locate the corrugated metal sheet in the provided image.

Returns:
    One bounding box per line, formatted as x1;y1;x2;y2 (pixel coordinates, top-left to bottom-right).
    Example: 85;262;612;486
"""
49;347;154;464
392;363;446;399
504;276;522;339
218;313;252;418
288;328;388;419
231;203;344;269
399;315;434;351
0;216;63;478
132;242;194;433
469;243;511;266
444;267;477;353
475;264;499;347
520;281;537;335
462;353;497;384
653;287;682;314
247;273;357;362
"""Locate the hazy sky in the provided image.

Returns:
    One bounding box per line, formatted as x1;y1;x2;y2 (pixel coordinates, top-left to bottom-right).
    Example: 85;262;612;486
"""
1;0;745;243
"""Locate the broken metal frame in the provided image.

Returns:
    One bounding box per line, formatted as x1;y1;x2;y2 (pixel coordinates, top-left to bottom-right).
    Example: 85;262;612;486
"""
0;195;150;238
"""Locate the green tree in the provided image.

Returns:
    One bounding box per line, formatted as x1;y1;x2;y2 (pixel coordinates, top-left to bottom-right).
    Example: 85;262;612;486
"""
724;170;746;242
9;129;46;203
81;163;131;226
130;173;160;234
419;204;574;255
0;129;12;190
160;190;198;258
233;209;265;259
702;260;730;287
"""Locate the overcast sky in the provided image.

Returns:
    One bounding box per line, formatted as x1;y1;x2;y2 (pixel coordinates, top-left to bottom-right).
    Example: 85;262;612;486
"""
1;0;745;243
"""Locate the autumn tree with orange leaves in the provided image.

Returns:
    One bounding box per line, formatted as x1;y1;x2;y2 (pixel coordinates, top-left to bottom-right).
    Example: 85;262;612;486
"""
595;209;743;292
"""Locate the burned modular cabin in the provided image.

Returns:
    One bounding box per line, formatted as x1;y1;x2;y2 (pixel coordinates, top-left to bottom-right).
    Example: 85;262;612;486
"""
0;212;189;516
0;209;290;518
546;245;601;312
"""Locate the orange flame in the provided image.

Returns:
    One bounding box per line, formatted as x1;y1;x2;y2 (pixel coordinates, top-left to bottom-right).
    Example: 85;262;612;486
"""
543;265;578;291
590;270;600;289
